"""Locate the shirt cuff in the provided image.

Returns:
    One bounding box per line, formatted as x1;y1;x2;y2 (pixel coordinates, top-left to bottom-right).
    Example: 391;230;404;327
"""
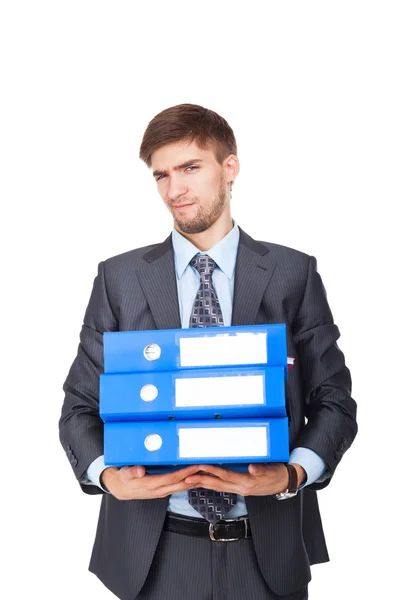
289;447;327;489
84;455;111;493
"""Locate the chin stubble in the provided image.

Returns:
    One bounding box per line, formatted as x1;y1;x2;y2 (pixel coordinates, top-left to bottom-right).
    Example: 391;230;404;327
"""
173;180;228;234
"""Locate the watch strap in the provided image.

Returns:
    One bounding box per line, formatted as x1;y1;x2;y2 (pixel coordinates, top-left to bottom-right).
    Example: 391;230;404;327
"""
285;463;298;493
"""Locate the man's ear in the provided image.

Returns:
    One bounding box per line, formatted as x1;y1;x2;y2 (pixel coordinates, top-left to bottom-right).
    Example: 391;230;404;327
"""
224;154;240;185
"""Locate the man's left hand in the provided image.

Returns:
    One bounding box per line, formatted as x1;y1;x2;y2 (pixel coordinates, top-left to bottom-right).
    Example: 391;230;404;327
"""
185;463;306;496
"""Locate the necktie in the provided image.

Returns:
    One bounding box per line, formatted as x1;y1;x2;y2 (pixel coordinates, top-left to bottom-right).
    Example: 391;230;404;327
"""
187;254;237;523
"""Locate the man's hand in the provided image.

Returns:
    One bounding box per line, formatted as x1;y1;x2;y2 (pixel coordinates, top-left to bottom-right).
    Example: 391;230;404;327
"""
184;463;307;496
101;464;202;500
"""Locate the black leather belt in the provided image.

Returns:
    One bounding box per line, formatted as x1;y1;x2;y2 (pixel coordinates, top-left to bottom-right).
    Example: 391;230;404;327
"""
164;512;252;542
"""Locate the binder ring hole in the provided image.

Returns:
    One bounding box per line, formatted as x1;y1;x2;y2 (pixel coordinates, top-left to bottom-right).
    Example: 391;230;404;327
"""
140;384;158;402
144;434;162;452
143;344;161;361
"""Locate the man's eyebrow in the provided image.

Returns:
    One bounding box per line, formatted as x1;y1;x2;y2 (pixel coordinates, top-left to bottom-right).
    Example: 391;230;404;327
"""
152;159;203;178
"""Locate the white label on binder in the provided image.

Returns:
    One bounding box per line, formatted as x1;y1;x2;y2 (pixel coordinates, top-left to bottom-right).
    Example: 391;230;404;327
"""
179;332;268;367
178;426;268;458
175;375;264;407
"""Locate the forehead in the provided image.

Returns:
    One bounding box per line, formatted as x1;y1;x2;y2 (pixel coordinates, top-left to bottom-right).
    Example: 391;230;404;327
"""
151;140;217;171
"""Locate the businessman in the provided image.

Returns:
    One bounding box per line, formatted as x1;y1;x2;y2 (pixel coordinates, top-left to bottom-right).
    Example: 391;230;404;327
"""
59;103;358;600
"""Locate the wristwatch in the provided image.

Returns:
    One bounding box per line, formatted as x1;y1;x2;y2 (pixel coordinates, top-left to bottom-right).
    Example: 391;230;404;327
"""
275;463;298;500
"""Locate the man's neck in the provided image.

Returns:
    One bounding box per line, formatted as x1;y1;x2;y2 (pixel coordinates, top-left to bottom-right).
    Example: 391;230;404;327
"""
175;215;234;252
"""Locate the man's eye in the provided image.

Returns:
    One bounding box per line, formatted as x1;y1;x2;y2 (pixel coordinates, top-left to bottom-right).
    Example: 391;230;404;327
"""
186;166;198;172
156;174;166;181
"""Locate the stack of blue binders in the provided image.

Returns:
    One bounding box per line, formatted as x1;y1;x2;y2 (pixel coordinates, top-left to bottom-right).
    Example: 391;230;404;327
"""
100;324;291;473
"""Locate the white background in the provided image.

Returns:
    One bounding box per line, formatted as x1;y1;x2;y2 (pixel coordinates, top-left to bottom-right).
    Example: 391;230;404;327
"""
1;1;409;598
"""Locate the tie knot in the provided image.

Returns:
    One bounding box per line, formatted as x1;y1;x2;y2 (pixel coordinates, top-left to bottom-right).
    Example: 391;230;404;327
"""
190;254;216;277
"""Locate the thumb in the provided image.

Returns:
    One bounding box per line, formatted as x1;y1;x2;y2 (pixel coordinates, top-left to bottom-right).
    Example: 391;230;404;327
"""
248;464;258;475
134;465;146;478
249;463;264;476
122;465;146;479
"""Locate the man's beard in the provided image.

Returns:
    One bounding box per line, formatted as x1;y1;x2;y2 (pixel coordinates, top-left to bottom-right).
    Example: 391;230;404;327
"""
171;177;228;235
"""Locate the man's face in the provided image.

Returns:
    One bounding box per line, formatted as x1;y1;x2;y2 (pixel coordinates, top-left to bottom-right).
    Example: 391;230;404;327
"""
151;140;232;234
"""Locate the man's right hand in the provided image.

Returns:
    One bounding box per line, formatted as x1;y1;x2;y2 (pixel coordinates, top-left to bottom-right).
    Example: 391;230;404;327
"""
101;464;201;500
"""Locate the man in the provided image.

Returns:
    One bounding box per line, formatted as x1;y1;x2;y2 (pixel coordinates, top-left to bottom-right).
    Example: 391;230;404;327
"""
59;103;358;600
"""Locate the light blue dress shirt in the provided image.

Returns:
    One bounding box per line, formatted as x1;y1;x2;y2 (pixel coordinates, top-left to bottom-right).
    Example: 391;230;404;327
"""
86;222;326;516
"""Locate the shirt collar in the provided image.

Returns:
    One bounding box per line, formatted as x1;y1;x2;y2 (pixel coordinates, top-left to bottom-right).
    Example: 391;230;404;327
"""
171;220;240;280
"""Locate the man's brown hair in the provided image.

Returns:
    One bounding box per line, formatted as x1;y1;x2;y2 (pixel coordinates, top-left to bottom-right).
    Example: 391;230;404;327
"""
139;103;237;168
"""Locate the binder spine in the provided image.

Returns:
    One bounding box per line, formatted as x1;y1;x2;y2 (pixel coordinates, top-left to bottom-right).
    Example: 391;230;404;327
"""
104;418;289;467
103;324;287;373
100;366;287;421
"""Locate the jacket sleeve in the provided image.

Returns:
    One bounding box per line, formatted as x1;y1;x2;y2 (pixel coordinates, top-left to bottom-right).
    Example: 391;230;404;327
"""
291;255;358;490
59;261;118;495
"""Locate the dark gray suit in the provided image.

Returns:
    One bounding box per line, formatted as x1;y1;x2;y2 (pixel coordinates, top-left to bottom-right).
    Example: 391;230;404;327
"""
59;227;357;600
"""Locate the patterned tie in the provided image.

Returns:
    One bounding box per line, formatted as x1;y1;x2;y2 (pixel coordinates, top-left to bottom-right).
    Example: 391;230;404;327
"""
187;254;237;523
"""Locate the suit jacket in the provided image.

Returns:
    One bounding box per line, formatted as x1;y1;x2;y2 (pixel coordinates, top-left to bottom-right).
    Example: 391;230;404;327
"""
59;227;358;600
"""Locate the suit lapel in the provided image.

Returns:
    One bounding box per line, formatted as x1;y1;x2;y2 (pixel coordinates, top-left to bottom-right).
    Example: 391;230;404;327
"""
136;227;276;330
232;228;277;325
136;235;182;330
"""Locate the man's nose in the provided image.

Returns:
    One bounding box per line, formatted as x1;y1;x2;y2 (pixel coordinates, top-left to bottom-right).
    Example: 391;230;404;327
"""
166;176;189;201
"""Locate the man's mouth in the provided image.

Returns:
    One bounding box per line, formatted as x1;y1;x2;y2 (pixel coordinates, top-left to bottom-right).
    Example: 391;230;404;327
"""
173;203;195;210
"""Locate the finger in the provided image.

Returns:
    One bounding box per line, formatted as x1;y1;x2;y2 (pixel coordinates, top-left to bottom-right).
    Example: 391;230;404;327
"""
184;475;237;494
156;479;206;498
146;464;201;488
120;465;145;480
196;464;245;483
135;466;146;478
119;466;134;480
248;463;267;476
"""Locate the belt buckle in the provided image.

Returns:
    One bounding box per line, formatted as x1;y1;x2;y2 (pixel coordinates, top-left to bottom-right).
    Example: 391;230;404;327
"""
209;517;248;542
